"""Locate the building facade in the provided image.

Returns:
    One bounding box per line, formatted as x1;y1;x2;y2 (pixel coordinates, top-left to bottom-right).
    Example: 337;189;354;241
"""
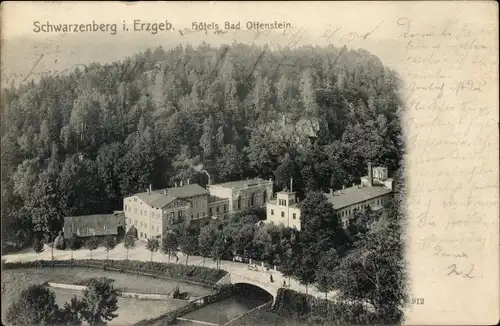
63;212;126;238
265;190;302;230
207;178;273;214
123;183;209;241
123;179;272;241
265;163;393;230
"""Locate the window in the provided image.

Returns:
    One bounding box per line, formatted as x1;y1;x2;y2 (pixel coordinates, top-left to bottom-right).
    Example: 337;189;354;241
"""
134;198;137;202
210;207;213;214
140;232;143;238
216;206;219;213
224;204;227;211
197;213;200;218
156;226;159;232
145;233;147;238
292;213;296;219
281;211;285;218
271;209;274;215
145;223;147;228
125;204;127;211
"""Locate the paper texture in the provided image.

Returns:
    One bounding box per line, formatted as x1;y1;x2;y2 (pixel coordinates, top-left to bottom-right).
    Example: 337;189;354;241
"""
1;1;498;324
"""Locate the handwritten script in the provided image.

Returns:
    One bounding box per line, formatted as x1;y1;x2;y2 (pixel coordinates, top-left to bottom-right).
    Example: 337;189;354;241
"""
398;16;497;282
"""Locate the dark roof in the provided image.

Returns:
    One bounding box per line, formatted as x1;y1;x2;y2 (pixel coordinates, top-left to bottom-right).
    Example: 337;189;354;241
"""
212;178;270;189
136;192;176;208
326;185;392;209
164;183;208;198
63;214;125;237
208;195;228;203
134;184;208;208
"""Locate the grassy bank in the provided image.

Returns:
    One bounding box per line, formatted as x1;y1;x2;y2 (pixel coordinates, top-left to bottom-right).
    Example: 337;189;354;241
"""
3;259;227;286
1;270;189;325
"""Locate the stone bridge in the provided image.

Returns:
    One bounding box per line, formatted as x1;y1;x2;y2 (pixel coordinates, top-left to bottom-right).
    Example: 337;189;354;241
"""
215;271;281;304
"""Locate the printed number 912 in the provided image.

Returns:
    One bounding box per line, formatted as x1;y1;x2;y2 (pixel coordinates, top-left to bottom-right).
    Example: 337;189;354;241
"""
411;298;425;305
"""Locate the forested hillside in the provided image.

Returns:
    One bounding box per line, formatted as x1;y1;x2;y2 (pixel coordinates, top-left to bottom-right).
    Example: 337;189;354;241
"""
1;42;404;248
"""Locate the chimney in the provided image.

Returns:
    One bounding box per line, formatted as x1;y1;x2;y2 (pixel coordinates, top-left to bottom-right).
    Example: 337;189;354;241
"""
329;188;334;196
352;183;355;188
290;178;293;193
187;179;190;185
175;182;178;187
342;185;345;190
368;162;373;187
180;180;183;187
149;184;152;193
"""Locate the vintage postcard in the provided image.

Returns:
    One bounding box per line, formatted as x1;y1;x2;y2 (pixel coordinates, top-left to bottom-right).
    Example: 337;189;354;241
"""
1;1;498;325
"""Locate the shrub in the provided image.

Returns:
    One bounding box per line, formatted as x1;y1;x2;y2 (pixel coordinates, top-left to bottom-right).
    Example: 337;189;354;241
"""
5;284;60;325
65;234;83;250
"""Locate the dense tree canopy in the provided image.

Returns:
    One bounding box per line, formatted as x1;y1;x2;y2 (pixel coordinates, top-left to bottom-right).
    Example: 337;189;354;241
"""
1;42;403;255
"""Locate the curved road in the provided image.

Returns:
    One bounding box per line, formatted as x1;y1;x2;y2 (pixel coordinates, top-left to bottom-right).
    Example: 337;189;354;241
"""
2;243;337;300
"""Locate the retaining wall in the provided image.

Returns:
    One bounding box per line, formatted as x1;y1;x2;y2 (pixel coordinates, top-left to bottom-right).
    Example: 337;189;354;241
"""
135;285;237;326
47;282;185;301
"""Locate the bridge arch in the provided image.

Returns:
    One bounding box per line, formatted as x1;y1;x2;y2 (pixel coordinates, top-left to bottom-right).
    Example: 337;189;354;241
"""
232;282;276;304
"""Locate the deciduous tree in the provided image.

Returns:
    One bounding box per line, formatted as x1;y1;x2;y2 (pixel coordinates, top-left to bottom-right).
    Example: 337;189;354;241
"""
79;278;119;325
85;236;99;259
123;233;136;260
162;230;179;263
5;284;61;326
146;237;160;262
104;236;117;260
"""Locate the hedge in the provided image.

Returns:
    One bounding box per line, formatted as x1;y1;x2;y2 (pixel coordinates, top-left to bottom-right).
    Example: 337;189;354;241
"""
3;259;227;286
272;288;381;325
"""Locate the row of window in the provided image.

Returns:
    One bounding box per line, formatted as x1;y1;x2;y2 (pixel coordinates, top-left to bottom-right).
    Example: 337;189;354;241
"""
340;197;387;218
270;209;297;219
128;218;161;232
126;206;162;219
278;198;295;206
209;204;227;215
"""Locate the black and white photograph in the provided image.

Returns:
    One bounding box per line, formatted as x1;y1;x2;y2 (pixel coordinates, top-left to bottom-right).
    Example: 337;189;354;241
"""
1;2;498;325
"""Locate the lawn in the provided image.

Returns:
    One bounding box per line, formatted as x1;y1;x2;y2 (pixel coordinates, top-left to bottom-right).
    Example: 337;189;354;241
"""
1;267;211;323
51;287;186;325
2;267;210;296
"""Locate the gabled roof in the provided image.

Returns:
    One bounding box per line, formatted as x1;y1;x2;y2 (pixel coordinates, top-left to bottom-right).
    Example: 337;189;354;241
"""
326;185;392;210
63;214;124;236
164;183;208;198
212;178;270;190
208;195;228;203
136;192;177;208
133;184;208;209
